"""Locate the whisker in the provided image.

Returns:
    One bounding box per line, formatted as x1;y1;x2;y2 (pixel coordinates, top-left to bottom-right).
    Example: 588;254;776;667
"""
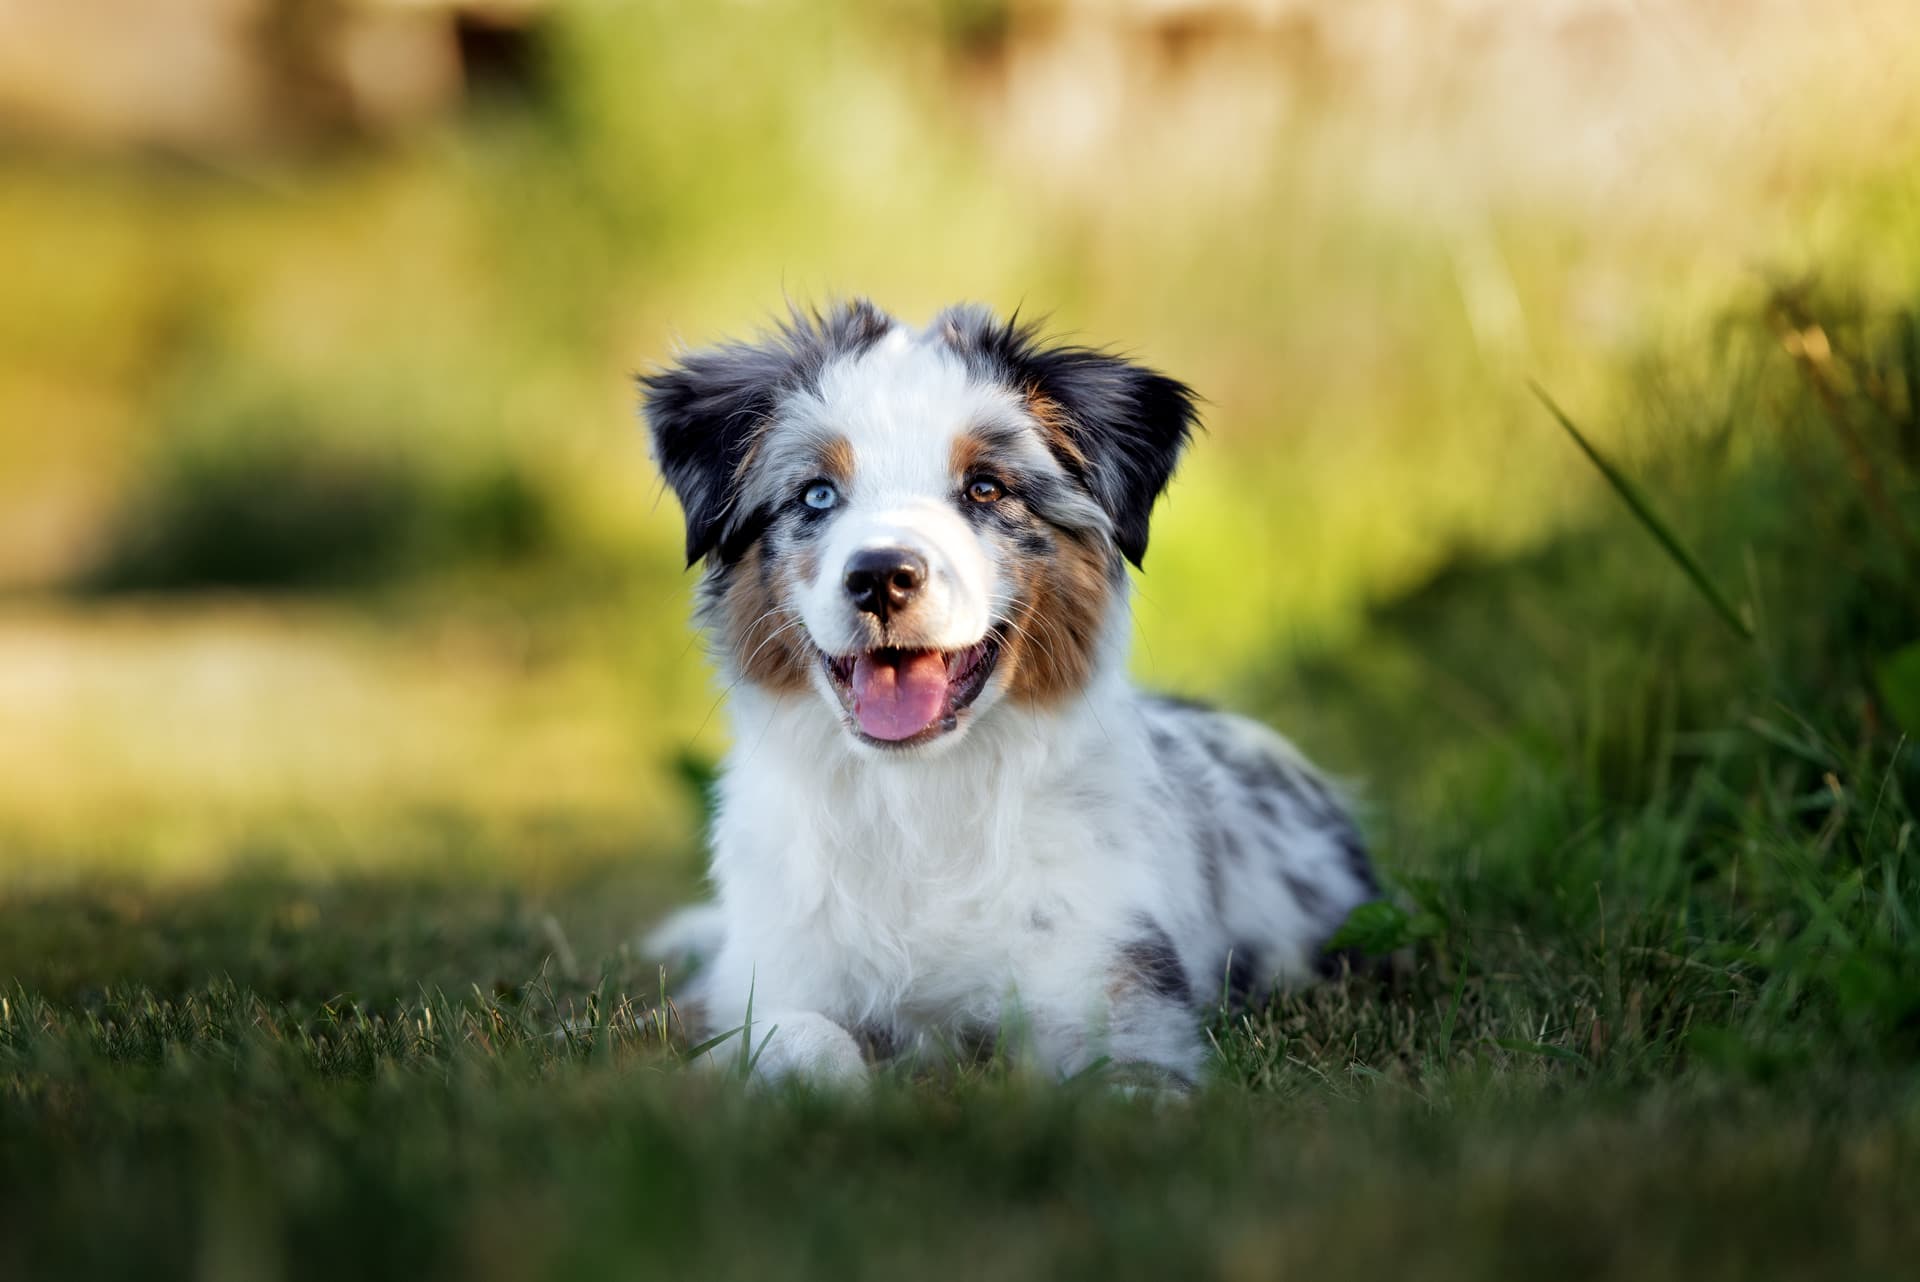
737;613;811;673
987;590;1111;742
684;610;815;751
985;593;1068;679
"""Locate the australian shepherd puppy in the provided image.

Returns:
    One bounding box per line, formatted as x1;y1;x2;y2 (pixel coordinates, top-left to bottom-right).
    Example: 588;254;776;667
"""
640;300;1378;1087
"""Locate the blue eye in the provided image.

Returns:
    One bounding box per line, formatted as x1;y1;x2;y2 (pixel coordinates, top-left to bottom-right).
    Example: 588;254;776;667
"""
803;481;838;511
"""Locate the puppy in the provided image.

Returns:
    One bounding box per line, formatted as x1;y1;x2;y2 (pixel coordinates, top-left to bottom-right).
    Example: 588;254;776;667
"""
641;300;1378;1086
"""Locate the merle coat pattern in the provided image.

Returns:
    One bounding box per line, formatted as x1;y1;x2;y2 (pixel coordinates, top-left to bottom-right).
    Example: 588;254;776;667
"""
642;300;1377;1085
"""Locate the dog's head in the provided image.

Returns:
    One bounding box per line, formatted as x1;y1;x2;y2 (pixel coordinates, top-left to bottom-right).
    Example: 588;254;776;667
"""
641;300;1198;755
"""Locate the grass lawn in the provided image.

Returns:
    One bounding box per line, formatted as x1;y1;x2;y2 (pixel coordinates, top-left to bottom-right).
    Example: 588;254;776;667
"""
5;288;1920;1281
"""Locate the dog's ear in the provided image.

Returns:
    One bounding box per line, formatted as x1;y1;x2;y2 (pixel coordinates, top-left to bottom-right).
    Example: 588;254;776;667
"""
640;300;895;567
639;342;785;567
939;308;1200;567
1020;349;1200;567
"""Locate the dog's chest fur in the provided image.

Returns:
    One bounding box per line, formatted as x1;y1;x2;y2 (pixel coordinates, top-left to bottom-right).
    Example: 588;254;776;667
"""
712;677;1187;1032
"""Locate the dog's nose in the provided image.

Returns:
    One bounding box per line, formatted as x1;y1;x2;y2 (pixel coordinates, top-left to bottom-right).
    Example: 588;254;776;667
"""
844;547;927;622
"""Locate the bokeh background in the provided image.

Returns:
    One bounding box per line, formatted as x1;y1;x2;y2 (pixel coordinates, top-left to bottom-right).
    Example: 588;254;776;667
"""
1;0;1916;884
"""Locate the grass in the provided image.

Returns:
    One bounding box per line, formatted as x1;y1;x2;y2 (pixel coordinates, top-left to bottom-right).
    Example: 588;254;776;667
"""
5;289;1920;1280
5;5;1920;1276
4;997;1915;1282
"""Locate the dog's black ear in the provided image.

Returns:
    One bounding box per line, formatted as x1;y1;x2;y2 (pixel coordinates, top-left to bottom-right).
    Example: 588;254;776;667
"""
940;308;1200;567
1021;348;1200;567
639;343;785;567
640;300;896;566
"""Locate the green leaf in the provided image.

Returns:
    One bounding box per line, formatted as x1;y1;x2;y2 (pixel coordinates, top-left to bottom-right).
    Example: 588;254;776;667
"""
1324;899;1440;956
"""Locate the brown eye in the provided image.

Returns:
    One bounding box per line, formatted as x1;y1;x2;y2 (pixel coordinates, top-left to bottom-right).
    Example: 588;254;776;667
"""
966;477;1004;504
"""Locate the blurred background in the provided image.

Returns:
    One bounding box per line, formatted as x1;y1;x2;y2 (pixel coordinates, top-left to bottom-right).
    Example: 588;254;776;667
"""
2;0;1917;888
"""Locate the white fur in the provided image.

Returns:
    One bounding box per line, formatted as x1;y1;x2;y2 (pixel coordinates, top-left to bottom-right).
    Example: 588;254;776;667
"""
783;327;1036;663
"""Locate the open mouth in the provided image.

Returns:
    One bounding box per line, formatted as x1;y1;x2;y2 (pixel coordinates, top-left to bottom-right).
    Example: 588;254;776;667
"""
820;630;1003;747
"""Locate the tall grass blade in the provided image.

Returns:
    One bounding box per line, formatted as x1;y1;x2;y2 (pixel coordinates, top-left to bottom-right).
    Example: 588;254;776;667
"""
1528;381;1754;640
683;1025;745;1061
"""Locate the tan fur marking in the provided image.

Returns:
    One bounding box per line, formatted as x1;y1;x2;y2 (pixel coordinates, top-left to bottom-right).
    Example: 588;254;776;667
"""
719;543;811;693
817;434;855;487
729;419;777;489
1002;533;1114;705
1026;390;1088;472
950;429;994;481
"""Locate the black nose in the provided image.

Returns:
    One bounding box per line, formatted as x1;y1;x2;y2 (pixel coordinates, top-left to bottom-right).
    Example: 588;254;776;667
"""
844;547;928;621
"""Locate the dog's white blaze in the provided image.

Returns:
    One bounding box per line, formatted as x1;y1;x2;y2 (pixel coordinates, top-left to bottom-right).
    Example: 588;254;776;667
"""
784;327;1020;657
804;498;996;653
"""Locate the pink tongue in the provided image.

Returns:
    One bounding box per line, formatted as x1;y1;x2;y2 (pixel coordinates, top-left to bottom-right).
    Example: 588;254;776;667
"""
851;651;950;741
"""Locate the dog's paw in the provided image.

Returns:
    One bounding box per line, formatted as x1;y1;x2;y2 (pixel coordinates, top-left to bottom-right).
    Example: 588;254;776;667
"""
692;1008;871;1091
748;1011;870;1090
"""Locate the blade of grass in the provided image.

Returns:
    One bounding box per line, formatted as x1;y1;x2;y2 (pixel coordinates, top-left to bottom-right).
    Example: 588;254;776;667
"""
590;977;613;1067
1494;1038;1592;1068
737;974;756;1079
1528;380;1753;640
1437;959;1470;1065
745;1024;782;1077
683;1025;745;1061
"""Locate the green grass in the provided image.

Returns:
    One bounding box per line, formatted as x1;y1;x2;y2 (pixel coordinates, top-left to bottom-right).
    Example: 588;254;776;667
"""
5;993;1916;1282
5;290;1920;1280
